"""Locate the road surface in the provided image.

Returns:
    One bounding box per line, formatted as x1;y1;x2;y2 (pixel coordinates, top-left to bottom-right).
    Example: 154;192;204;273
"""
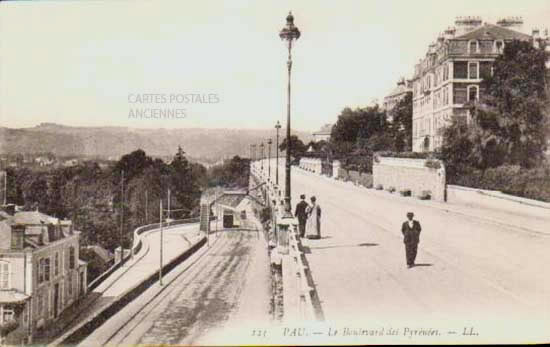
260;160;550;343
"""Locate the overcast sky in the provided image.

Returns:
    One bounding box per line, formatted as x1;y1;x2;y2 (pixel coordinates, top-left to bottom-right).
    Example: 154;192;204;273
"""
1;0;549;132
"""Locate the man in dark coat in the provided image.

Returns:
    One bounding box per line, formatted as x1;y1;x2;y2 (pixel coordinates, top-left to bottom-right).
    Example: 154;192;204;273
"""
294;194;309;238
401;212;421;268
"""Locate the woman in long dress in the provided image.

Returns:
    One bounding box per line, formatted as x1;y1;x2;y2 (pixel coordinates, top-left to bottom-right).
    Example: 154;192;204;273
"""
305;196;321;239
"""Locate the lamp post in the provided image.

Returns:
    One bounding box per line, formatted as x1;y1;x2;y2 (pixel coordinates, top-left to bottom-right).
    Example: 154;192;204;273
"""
279;11;300;216
260;142;265;171
267;138;272;182
275;121;281;185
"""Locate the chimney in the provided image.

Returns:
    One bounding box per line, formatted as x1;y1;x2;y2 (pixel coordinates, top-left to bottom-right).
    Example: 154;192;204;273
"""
455;16;483;36
444;27;456;40
497;16;524;33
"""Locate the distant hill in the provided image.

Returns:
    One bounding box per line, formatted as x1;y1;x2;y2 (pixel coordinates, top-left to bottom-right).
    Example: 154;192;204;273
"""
0;123;314;160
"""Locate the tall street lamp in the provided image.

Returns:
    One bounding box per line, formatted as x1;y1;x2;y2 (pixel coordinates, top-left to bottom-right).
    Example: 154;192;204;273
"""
275;120;281;185
267;138;272;182
260;142;265;171
279;11;300;216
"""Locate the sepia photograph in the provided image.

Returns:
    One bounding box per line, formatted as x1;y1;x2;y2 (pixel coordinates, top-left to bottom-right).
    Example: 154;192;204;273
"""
0;0;549;345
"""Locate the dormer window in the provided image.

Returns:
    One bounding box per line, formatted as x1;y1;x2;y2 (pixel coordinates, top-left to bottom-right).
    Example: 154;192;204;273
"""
494;40;504;53
469;40;479;54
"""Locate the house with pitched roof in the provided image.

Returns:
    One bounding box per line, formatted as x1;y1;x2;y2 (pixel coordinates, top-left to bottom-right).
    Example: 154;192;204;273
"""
0;210;87;344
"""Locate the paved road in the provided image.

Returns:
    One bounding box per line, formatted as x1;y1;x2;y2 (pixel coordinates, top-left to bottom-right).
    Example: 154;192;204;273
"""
80;228;272;346
257;160;550;343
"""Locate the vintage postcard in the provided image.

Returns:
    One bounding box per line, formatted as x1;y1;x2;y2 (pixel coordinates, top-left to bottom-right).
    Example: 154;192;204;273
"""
0;0;549;345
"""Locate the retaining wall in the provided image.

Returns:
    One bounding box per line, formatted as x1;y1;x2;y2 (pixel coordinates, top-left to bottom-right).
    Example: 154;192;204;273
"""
372;157;446;202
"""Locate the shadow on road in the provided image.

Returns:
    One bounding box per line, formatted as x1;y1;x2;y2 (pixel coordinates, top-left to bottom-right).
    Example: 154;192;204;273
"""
412;263;433;267
306;243;380;251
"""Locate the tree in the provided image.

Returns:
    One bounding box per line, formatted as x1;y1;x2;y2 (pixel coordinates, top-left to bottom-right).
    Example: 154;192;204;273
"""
475;40;549;168
388;93;413;152
279;135;307;159
331;105;389;154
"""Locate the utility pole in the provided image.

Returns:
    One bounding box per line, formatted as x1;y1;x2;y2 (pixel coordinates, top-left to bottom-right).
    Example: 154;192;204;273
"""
159;199;163;286
120;170;124;260
3;171;7;205
145;190;148;224
167;188;171;221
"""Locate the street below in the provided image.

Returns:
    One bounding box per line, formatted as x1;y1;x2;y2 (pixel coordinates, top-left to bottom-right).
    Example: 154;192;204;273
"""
80;228;272;346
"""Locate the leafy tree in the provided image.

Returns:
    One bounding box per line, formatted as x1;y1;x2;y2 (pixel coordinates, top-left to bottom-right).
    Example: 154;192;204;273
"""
331;105;388;155
474;40;549;168
279;135;307;159
388;93;413;152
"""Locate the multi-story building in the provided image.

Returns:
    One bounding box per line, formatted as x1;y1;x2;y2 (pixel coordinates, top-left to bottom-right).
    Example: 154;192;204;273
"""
0;210;87;344
411;16;545;152
383;77;412;122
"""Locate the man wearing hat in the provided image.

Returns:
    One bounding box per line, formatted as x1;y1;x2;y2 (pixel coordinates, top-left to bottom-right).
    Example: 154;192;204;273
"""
294;194;309;238
401;212;422;268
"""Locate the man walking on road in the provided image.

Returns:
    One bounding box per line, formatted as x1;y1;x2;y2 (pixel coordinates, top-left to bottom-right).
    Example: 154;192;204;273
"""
402;212;421;268
294;194;309;238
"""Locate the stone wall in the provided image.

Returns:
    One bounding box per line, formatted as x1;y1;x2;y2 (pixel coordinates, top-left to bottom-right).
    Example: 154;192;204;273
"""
372;157;446;202
338;168;373;188
299;157;322;174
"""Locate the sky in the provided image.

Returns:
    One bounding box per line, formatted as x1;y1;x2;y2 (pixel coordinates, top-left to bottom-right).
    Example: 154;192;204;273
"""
1;0;549;132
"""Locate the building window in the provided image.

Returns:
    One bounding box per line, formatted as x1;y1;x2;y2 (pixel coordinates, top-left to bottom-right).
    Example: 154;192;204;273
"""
69;247;75;269
0;306;14;324
480;61;492;80
454;61;468;79
0;262;10;289
468;85;479;102
469;40;479;54
495;40;504;53
55;252;59;276
44;258;50;282
468;62;478;79
453;85;468;104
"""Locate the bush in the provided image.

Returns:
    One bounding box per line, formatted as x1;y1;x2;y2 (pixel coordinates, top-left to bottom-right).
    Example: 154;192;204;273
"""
419;190;431;200
450;164;550;202
386;186;396;193
425;159;442;169
400;189;411;197
375;184;383;190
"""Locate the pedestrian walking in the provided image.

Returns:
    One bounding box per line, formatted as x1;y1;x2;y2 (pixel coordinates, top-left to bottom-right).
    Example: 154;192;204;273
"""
294;194;309;238
401;212;421;268
305;196;321;240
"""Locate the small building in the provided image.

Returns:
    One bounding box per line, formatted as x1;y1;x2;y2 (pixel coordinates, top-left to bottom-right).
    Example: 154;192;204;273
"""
383;77;412;121
312;124;333;142
0;210;87;344
209;191;263;230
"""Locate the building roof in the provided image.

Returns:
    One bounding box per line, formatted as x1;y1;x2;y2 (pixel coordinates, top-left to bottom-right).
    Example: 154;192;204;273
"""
214;194;247;208
0;289;30;304
84;245;114;263
313;123;333;136
386;82;412;98
454;23;532;41
13;211;57;225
